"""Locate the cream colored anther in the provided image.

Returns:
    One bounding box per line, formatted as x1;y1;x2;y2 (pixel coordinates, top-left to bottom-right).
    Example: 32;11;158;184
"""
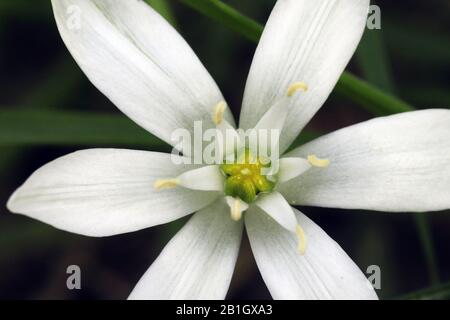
154;178;180;190
287;82;308;97
296;224;308;255
213;101;227;125
307;155;330;168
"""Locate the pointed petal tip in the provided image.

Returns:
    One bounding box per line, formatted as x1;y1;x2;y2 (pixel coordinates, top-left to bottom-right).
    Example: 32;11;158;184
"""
5;188;19;213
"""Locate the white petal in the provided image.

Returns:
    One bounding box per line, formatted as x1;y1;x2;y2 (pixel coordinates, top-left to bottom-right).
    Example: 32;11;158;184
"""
7;149;219;237
277;157;311;184
253;97;290;135
254;192;297;233
128;199;243;300
240;0;370;153
280;109;450;212
51;0;234;153
178;165;224;191
246;206;378;300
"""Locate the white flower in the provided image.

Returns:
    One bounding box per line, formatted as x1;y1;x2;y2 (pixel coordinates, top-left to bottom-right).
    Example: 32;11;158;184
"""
7;0;450;300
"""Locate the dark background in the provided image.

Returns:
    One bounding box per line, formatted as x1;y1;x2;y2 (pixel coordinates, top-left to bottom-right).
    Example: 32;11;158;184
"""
0;0;449;299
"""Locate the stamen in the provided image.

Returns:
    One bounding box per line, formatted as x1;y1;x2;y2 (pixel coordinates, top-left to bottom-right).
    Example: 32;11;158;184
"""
213;101;227;125
222;149;276;204
307;154;330;168
225;196;249;221
287;82;308;97
154;178;180;190
231;199;242;221
212;101;241;157
296;224;308;255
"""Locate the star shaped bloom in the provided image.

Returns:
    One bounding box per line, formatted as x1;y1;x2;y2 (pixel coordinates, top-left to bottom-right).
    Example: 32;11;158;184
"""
7;0;450;300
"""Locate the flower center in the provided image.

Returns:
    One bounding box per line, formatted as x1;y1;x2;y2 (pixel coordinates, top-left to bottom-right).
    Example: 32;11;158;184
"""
220;149;275;203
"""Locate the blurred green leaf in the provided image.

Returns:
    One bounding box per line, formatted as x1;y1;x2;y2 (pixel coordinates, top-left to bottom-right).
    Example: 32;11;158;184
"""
335;73;412;116
180;0;262;42
414;214;440;285
145;0;177;26
401;282;450;300
355;30;396;93
179;0;415;116
0;109;169;150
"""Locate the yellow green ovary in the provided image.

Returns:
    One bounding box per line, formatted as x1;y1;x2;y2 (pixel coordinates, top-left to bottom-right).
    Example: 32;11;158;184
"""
220;149;275;203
